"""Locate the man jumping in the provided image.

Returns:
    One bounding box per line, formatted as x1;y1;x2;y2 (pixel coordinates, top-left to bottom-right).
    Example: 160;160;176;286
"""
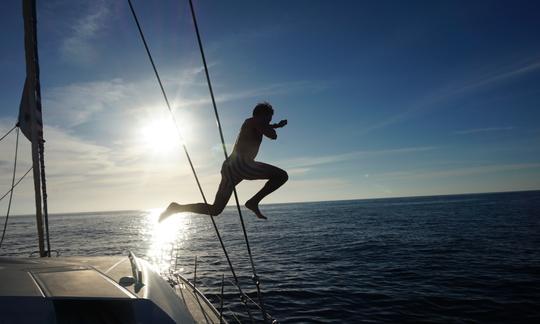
160;102;288;221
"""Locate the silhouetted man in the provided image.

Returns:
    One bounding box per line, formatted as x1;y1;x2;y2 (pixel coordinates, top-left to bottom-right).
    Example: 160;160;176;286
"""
160;102;288;221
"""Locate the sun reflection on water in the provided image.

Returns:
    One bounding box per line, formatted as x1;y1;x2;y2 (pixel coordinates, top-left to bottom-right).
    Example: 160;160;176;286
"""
144;208;191;274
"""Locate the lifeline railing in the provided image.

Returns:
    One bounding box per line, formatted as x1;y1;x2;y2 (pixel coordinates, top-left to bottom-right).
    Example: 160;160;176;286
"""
164;252;278;324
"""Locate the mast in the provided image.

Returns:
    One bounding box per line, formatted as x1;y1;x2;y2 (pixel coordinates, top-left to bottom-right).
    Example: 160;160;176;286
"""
20;0;48;257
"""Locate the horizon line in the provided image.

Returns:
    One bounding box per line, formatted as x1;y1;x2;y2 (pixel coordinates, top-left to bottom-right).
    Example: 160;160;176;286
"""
7;188;540;217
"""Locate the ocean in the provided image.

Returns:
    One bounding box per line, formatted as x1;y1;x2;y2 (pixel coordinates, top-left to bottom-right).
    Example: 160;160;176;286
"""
1;191;539;323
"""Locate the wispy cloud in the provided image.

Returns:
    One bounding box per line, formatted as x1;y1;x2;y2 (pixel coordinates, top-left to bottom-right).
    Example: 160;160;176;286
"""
453;126;513;135
361;59;540;135
43;73;328;128
60;0;110;64
44;79;127;127
376;163;540;180
283;146;436;169
286;167;311;175
450;61;540;94
168;79;330;111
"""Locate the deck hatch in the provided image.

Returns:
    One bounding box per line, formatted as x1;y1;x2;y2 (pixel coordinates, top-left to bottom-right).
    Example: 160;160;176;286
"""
32;268;133;298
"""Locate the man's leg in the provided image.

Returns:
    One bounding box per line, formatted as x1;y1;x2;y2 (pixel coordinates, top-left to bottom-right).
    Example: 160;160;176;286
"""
243;162;288;219
160;177;235;221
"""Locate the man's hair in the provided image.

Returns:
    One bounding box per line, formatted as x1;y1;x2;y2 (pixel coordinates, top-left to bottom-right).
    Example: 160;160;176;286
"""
253;102;274;117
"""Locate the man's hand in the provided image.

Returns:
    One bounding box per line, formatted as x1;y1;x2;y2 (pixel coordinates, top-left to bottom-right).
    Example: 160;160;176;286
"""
273;119;287;128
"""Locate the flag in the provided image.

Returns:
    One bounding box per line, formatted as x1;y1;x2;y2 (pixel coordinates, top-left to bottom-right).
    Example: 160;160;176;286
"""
18;0;43;142
18;78;43;141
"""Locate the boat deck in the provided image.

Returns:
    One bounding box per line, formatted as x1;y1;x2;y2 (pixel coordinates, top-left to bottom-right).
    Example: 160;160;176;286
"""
0;255;223;323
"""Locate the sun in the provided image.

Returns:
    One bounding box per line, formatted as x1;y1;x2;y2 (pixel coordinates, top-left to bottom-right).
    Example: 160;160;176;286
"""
140;117;181;154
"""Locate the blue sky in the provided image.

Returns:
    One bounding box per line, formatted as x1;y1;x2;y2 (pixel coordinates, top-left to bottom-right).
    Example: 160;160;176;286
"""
1;0;539;214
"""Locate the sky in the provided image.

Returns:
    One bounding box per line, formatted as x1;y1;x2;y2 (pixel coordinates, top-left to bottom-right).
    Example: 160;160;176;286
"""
1;0;539;214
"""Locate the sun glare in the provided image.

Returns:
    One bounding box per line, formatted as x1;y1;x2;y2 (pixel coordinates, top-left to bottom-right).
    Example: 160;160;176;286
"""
145;208;191;274
140;118;181;154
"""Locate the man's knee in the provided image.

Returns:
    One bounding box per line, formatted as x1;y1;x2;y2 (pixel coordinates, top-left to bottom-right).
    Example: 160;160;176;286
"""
210;203;226;216
276;169;288;183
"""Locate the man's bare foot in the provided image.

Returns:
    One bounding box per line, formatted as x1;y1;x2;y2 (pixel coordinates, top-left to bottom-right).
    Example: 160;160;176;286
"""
159;202;180;222
245;200;267;220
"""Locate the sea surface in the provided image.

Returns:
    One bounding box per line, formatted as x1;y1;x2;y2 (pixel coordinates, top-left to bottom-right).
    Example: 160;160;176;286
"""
1;191;540;323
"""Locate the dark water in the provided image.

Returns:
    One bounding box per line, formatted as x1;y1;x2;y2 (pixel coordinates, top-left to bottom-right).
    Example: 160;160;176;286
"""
1;191;540;323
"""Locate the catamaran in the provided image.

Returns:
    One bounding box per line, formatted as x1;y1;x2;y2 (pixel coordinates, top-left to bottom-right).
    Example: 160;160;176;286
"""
0;0;276;322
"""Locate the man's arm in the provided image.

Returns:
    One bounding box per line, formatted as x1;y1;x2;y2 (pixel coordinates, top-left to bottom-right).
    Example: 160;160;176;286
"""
271;119;287;129
252;120;278;139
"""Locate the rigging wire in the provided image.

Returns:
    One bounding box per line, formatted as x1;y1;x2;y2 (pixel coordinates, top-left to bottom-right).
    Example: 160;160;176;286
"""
0;167;33;203
0;125;17;143
125;1;255;320
0;128;20;249
187;0;269;320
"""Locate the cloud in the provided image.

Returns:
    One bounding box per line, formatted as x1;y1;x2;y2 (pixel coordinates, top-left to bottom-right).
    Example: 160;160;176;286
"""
15;125;199;210
172;79;330;110
1;115;204;212
453;126;513;135
283;146;436;169
44;79;128;127
44;125;198;182
41;64;210;127
287;167;311;175
376;163;540;180
219;80;329;101
42;72;327;128
60;0;110;64
450;61;540;94
361;59;540;135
